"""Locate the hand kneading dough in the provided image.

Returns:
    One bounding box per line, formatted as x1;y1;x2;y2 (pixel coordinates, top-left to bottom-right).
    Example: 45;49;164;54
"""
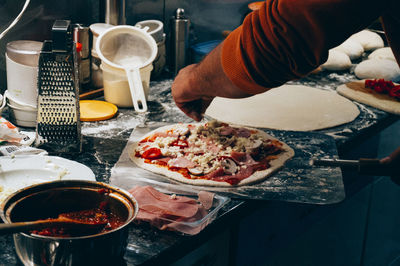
354;59;400;81
321;50;352;71
205;85;360;131
332;39;364;60
368;47;396;61
348;30;384;51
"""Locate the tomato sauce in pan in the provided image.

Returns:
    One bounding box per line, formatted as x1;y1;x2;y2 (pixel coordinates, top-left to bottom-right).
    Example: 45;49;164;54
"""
31;191;126;237
31;209;125;237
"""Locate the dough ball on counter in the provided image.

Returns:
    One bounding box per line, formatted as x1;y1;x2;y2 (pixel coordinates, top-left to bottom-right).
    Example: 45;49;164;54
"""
354;59;400;81
332;39;364;60
368;47;396;61
321;50;352;71
348;30;384;51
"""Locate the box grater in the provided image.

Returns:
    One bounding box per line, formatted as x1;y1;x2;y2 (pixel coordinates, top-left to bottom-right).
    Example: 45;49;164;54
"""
36;20;82;152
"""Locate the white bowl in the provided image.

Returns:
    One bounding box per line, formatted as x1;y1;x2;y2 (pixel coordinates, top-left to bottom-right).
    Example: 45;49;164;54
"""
135;20;164;43
7;103;37;128
4;90;36;110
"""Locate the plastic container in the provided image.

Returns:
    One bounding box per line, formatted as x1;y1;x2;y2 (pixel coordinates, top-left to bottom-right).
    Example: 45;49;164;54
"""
135;20;164;43
125;181;230;235
6;54;38;108
89;23;114;88
134;20;166;78
3;90;36;128
7;102;36;128
89;23;114;59
96;25;157;112
6;40;42;108
4;90;35;110
101;63;153;108
152;192;229;235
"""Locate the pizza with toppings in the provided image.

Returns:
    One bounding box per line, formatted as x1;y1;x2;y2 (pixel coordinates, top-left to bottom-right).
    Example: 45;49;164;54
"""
337;79;400;115
129;121;295;187
364;79;400;100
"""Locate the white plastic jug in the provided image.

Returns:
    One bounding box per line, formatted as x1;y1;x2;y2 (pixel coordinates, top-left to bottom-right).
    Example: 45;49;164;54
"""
96;25;157;112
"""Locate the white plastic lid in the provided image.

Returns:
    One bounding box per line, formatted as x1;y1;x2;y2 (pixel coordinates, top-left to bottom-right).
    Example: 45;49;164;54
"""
6;40;42;67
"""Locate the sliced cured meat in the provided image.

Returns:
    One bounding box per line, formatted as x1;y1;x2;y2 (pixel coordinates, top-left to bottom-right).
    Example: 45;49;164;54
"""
219;126;234;136
129;186;215;235
167;157;197;169
197;191;215;210
211;166;254;185
234;127;252;138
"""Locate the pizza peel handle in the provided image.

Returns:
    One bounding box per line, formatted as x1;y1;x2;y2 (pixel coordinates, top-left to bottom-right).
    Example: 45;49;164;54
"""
312;158;398;176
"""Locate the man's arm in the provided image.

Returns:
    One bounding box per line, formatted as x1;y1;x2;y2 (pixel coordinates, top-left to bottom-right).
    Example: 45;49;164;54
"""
171;43;250;121
172;0;387;121
223;0;387;94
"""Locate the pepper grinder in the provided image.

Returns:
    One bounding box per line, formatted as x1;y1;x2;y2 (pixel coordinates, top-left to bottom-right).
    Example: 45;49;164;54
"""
170;8;190;76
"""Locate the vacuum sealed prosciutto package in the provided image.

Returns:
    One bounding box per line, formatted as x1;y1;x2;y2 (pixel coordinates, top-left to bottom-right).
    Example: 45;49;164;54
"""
127;185;228;235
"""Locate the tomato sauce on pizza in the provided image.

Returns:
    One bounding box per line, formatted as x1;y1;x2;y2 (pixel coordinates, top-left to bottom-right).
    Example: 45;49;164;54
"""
365;79;400;100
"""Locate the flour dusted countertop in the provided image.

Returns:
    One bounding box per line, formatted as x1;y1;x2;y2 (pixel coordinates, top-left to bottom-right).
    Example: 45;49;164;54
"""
0;72;398;265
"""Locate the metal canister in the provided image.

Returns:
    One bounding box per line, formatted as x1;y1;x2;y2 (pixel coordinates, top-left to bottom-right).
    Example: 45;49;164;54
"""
169;8;190;76
104;0;126;25
73;24;91;89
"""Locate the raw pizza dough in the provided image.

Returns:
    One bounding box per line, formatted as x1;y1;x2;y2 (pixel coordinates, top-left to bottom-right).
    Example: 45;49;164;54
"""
321;50;352;71
368;47;396;61
337;80;400;115
348;30;384;51
205;85;360;131
129;123;295;187
332;39;364;60
354;59;400;81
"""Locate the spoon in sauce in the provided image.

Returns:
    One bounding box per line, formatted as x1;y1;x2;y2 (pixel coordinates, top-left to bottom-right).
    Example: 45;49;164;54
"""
0;214;107;235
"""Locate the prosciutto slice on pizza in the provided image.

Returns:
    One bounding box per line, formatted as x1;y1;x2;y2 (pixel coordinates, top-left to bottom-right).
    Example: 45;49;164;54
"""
130;121;294;187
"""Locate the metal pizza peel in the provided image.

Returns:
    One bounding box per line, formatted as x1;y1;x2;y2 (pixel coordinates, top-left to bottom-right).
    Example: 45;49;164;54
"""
111;122;346;205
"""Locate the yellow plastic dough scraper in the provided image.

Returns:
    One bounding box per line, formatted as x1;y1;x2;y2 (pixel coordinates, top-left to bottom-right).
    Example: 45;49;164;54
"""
79;100;118;121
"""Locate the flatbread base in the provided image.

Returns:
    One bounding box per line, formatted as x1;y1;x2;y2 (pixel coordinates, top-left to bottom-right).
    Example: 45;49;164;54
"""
337;80;400;115
129;124;295;187
205;85;360;131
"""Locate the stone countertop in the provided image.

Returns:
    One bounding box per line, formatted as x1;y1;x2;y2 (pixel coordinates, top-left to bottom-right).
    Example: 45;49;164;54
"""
0;73;398;265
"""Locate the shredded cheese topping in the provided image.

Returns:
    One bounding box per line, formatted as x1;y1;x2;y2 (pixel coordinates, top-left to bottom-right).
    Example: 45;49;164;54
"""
136;121;275;176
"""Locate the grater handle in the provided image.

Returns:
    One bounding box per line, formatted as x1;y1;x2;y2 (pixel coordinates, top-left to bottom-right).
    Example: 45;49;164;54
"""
125;67;148;112
52;20;72;52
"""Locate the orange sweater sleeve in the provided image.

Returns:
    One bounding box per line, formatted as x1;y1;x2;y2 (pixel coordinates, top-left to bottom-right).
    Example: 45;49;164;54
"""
221;0;388;94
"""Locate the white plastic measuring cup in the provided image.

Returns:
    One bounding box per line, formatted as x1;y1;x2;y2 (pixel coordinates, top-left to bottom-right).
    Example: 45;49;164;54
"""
96;25;157;112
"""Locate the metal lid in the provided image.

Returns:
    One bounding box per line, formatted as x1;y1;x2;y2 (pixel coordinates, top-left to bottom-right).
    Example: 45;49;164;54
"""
175;8;185;19
6;40;42;67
